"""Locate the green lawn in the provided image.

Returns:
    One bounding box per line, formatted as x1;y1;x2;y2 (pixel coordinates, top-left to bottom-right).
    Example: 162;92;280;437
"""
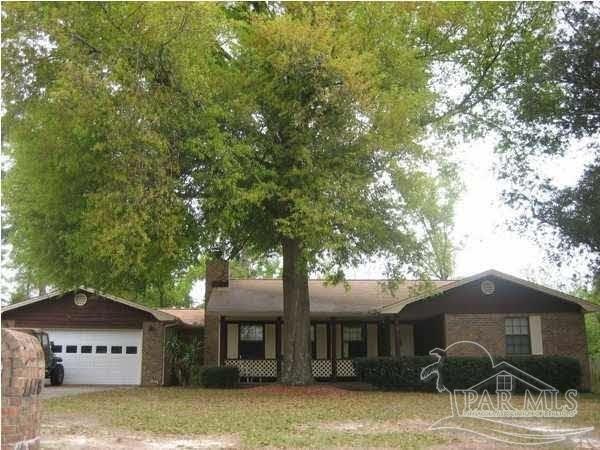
43;385;600;448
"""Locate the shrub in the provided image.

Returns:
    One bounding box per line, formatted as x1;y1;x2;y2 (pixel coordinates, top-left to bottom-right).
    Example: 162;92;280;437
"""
353;357;436;391
499;356;581;392
354;355;581;392
200;366;239;388
439;357;495;390
166;332;204;386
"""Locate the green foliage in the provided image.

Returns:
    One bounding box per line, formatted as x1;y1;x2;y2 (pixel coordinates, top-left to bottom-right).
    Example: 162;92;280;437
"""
200;366;239;388
576;288;600;357
1;2;555;291
586;314;600;358
490;4;600;276
142;260;205;307
394;161;461;280
354;356;582;392
2;3;216;301
230;252;282;279
353;357;436;391
503;356;582;393
166;332;204;386
1;3;557;380
440;356;581;393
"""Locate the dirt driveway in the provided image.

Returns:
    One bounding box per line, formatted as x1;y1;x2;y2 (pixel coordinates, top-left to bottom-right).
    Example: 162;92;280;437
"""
41;387;239;449
41;415;239;449
41;385;131;399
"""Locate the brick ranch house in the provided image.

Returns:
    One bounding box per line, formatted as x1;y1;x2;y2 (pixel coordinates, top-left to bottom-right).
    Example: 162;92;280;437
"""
204;261;598;390
1;289;203;386
1;264;597;389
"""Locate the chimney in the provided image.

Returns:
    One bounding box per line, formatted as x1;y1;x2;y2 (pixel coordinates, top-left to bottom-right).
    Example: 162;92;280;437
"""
205;259;229;304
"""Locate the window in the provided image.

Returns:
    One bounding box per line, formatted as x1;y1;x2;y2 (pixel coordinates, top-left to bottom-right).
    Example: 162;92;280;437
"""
239;324;264;359
342;324;366;359
96;346;107;354
505;317;530;355
51;344;62;353
66;345;77;353
81;345;92;354
240;324;263;341
111;346;122;354
126;346;138;354
496;374;513;392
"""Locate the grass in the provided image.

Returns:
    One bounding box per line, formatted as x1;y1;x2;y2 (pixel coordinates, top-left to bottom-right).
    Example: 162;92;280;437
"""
43;385;600;448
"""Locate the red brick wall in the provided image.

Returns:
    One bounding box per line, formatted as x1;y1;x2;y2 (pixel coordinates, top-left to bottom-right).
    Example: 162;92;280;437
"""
445;314;506;356
444;313;591;390
203;312;219;366
141;321;165;386
205;260;229;304
204;260;228;367
1;329;45;450
541;313;590;391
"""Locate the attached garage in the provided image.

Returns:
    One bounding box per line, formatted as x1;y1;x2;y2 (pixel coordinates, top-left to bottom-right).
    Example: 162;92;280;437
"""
0;288;180;386
46;329;143;385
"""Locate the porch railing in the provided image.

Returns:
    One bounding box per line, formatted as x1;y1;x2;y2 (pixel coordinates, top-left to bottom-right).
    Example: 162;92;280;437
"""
312;359;332;378
224;358;356;379
224;359;277;379
336;359;356;377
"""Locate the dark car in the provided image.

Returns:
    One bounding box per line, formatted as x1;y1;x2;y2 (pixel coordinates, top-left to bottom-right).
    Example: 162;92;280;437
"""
14;328;65;386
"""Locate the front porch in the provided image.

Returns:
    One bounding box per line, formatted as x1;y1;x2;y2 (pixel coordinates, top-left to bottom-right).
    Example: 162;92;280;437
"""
218;316;445;381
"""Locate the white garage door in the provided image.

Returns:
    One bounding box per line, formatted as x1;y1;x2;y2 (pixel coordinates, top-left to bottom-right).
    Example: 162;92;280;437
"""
46;329;143;385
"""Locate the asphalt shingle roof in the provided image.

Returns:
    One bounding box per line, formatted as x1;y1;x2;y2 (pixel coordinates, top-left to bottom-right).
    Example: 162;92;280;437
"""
207;279;452;316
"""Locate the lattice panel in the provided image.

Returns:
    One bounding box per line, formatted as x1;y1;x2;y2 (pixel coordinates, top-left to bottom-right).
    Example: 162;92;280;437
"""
336;359;356;377
312;359;332;378
224;359;277;378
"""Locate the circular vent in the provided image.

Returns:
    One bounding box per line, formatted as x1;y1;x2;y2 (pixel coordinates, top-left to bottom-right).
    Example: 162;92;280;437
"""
74;293;88;306
481;280;495;295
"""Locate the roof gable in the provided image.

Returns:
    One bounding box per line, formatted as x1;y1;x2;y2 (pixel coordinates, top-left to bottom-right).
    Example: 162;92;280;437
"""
378;270;599;314
1;288;177;322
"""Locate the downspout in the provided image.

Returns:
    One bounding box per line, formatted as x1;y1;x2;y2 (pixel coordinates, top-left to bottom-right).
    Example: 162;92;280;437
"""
161;321;179;386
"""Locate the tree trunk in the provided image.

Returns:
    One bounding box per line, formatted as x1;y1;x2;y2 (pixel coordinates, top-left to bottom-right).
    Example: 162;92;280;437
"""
280;237;313;385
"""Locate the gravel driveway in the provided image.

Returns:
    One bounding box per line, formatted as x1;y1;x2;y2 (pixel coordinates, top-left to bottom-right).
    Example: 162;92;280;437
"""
41;385;131;399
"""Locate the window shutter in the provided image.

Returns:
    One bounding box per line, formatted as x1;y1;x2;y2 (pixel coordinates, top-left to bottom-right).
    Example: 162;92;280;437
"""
399;324;415;356
226;323;239;359
265;324;276;359
316;324;328;359
367;323;378;357
389;325;396;356
529;316;543;355
336;324;342;359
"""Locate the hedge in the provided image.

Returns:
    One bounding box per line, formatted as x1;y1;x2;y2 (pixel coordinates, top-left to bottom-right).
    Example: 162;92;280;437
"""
200;366;239;388
353;356;581;392
353;357;436;391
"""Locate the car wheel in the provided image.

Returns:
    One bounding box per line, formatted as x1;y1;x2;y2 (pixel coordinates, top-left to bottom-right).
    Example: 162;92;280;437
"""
50;364;64;386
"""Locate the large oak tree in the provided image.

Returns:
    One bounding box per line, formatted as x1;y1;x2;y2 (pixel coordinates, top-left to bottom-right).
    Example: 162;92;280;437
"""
2;2;554;384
